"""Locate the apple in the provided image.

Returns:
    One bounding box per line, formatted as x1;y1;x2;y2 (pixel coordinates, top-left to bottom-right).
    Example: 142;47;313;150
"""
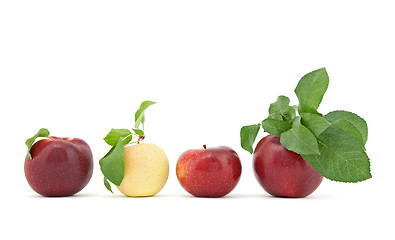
24;137;94;197
253;135;323;198
117;143;169;197
99;101;169;197
176;145;242;197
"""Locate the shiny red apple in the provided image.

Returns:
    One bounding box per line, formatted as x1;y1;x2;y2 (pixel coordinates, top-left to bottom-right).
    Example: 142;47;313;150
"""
24;137;94;197
253;135;323;198
176;145;242;197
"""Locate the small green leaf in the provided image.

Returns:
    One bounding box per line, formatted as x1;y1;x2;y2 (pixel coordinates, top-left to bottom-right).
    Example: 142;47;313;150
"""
300;112;331;136
268;112;283;120
283;106;297;121
240;124;261;154
268;95;296;121
134;100;156;129
269;95;290;115
295;68;329;114
25;128;50;159
99;138;125;186
103;177;113;194
132;129;145;136
280;119;320;155
122;134;133;145
302;125;371;182
261;118;292;138
325;110;368;145
104;128;132;146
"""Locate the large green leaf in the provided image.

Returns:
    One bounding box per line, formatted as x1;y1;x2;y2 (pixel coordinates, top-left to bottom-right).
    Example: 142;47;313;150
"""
332;119;365;149
280;118;320;155
295;68;329;114
325;110;368;146
302;125;371;182
99;138;125;186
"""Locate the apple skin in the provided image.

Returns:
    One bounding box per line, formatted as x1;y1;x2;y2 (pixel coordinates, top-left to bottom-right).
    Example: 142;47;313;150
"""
253;135;323;198
176;146;242;197
24;137;93;197
117;143;169;197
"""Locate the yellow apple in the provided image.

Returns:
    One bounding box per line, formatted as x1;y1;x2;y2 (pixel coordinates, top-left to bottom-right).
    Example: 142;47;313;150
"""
117;143;169;197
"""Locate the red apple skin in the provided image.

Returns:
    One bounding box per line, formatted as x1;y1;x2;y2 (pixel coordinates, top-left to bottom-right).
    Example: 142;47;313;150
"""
24;137;93;197
176;146;242;198
253;135;323;198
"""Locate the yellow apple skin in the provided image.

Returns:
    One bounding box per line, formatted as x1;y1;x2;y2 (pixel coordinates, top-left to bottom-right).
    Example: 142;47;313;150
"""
117;143;169;197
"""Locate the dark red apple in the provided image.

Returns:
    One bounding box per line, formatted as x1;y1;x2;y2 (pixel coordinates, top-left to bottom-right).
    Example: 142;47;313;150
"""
253;135;323;198
24;137;93;197
176;145;242;197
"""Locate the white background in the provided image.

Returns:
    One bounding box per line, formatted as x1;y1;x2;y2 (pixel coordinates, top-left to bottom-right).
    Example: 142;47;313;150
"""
1;0;394;239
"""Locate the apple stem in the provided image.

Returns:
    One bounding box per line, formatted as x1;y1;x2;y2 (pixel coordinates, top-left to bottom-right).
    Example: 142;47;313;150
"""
137;135;145;144
203;145;207;149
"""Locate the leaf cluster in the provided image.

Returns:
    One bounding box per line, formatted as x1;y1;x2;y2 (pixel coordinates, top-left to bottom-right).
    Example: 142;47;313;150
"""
240;68;371;183
99;100;156;193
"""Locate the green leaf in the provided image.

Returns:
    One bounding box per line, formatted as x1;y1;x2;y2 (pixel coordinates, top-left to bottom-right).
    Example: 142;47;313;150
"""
261;118;292;137
269;95;290;110
325;110;368;145
268;112;283;120
280;119;320;155
332;119;365;149
240;124;261;154
25;128;50;159
104;128;132;146
301;125;372;182
295;68;329;114
99;138;125;186
132;129;145;136
134;100;156;129
103;177;113;194
269;95;290;115
300;112;331;136
122;134;133;145
268;95;296;121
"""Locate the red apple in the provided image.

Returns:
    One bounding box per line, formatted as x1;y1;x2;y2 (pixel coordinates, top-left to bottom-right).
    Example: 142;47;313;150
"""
24;137;93;197
176;145;242;197
253;135;323;198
